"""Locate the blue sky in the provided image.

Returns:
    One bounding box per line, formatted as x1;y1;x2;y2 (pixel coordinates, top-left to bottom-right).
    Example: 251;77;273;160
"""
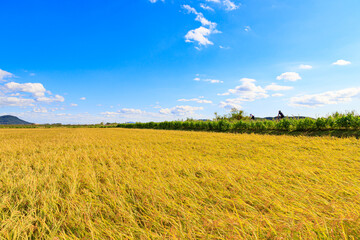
0;0;359;123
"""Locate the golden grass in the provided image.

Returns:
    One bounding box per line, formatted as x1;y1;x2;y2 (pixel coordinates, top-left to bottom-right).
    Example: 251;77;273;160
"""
0;128;359;239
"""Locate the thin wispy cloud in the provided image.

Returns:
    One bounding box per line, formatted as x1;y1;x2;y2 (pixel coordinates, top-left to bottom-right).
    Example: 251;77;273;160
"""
206;0;240;11
265;83;293;91
160;105;203;116
200;3;214;11
0;69;14;81
178;97;213;104
194;75;223;83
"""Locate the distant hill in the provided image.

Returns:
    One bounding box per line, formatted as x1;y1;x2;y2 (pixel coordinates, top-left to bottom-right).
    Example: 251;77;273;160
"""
0;115;32;125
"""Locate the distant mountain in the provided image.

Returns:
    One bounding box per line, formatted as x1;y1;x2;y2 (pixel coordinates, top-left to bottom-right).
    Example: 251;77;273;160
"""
0;115;32;125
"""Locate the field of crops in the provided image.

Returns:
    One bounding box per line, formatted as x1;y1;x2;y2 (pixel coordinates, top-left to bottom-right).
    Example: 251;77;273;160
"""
0;128;359;239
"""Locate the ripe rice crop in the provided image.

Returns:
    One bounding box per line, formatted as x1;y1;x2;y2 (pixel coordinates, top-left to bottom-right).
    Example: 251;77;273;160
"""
0;128;359;239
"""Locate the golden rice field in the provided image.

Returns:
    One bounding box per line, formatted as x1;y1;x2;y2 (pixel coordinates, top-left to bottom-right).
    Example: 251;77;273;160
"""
0;128;359;239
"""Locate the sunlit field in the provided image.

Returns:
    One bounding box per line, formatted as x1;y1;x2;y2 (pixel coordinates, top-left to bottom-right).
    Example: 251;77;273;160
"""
0;128;359;239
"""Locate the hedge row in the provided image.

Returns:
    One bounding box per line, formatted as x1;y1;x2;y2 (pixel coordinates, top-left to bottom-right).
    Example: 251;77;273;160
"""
115;114;360;132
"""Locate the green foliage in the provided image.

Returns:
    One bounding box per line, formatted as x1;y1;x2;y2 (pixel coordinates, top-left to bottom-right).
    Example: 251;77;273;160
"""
214;108;249;121
114;112;360;133
2;111;360;133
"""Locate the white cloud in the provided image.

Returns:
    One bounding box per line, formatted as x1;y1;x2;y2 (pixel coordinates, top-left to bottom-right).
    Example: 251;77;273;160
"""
265;83;293;91
244;26;251;32
160;105;203;116
200;4;214;11
0;69;14;81
219;45;230;50
149;0;163;3
5;82;46;97
33;107;48;113
219;78;269;109
0;97;35;107
178;98;212;104
101;111;119;116
70;103;78;107
80;97;86;100
118;108;145;114
101;108;146;116
185;26;219;46
276;72;301;82
219;98;243;109
36;95;65;103
272;93;284;97
226;78;268;101
183;5;220;46
290;87;360;107
204;79;223;83
299;64;313;70
223;0;239;10
333;59;351;66
217;92;230;96
206;0;239;11
194;76;223;83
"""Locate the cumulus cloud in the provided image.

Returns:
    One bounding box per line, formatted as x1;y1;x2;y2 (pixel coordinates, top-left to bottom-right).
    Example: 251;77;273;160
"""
183;5;220;46
2;81;64;104
80;97;86;100
290;87;360;107
5;82;46;97
185;27;217;46
299;64;313;70
333;59;351;66
219;78;269;109
70;103;78;107
225;78;268;100
276;72;301;82
272;93;284;97
0;97;35;107
160;105;203;116
219;98;243;109
265;83;293;91
0;69;13;81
